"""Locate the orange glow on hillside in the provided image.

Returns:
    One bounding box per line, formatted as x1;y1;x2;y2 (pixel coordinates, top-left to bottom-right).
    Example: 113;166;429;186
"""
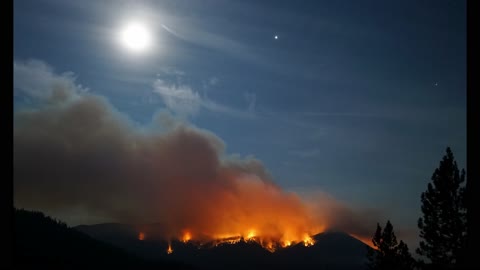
137;219;328;252
182;231;191;243
350;234;376;249
265;241;274;252
145;173;329;251
167;243;173;254
246;229;256;240
129;173;379;253
303;234;315;246
195;225;324;251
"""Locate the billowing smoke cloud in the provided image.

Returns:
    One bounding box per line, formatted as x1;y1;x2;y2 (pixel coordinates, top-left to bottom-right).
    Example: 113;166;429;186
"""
14;60;381;246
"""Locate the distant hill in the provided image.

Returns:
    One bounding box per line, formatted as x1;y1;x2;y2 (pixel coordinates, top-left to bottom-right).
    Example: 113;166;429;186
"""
273;231;371;269
13;208;192;269
76;223;372;270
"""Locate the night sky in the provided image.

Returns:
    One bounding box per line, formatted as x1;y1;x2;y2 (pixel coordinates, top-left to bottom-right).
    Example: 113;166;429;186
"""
14;0;466;251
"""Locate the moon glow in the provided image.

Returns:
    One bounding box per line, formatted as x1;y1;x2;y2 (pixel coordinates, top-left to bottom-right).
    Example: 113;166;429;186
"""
119;22;151;52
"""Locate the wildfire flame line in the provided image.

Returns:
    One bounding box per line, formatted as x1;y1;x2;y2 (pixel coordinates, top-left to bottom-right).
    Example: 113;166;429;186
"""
139;229;373;254
158;230;320;253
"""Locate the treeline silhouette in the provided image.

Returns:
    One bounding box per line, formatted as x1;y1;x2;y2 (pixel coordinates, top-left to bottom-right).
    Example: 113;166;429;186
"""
366;147;472;270
14;208;193;269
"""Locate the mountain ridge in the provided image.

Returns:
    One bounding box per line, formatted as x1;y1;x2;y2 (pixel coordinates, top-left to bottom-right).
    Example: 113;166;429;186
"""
14;208;192;269
75;223;372;269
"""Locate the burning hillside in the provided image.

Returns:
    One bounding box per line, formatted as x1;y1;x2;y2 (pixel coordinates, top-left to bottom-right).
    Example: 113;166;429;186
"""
14;61;380;253
138;229;318;253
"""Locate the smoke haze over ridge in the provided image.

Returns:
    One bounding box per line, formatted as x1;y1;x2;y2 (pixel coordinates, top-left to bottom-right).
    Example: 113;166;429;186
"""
14;60;381;245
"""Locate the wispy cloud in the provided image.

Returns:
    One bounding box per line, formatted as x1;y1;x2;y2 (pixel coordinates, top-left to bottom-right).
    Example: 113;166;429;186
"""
160;22;257;64
202;98;255;119
152;79;255;119
14;59;88;102
152;79;201;117
160;23;183;39
157;66;186;77
22;55;256;120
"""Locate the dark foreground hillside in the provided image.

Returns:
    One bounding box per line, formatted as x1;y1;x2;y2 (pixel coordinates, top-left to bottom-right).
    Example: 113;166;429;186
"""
13;208;372;269
13;208;192;269
77;223;372;270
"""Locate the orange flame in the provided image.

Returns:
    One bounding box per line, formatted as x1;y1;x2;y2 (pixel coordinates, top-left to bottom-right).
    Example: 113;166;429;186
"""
148;174;329;251
132;174;380;252
167;242;173;254
281;240;291;247
138;232;145;241
182;230;191;243
246;229;256;240
303;234;315;247
265;241;275;252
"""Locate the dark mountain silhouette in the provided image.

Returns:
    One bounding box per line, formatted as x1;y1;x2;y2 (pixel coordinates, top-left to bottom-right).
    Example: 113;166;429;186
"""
273;231;370;269
14;208;192;269
76;223;372;269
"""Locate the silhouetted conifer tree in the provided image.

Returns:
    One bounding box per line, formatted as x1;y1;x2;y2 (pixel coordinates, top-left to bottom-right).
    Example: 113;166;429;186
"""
367;221;415;270
417;147;466;267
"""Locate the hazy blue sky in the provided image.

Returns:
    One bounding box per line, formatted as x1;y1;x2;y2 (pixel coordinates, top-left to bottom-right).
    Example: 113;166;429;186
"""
14;0;466;249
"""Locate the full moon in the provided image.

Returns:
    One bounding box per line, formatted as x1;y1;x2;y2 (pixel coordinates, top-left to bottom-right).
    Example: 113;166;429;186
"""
119;22;151;52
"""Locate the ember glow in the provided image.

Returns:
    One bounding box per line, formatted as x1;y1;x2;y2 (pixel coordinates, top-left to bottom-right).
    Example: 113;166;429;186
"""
247;229;256;240
303;234;315;247
138;232;145;241
182;231;191;243
149;224;322;252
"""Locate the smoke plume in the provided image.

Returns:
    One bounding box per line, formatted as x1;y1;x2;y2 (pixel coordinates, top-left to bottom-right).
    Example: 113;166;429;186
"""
14;60;380;247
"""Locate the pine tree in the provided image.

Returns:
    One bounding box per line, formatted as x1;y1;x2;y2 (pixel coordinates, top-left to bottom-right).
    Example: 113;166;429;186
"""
367;221;415;270
396;241;415;270
417;147;466;267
